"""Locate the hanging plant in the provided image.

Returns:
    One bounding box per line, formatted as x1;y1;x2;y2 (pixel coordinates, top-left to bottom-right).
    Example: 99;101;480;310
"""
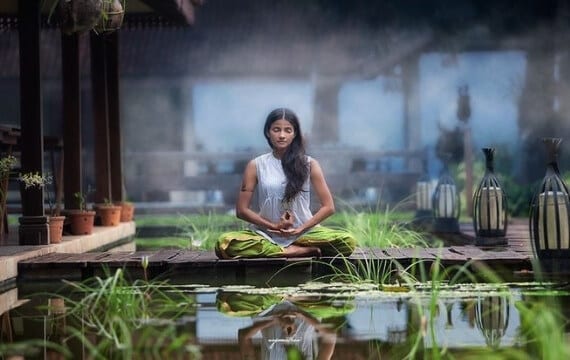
50;0;104;35
94;0;126;34
48;0;126;35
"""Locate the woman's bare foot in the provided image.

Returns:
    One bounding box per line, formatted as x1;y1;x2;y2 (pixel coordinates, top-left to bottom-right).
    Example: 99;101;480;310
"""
283;245;321;258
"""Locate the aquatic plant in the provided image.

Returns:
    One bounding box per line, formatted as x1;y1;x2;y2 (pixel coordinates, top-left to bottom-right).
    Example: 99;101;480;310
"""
329;197;431;249
51;268;200;359
515;296;570;359
177;211;247;250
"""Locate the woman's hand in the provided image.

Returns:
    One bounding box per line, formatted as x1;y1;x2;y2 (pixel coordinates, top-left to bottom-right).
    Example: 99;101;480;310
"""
266;211;305;236
279;210;294;229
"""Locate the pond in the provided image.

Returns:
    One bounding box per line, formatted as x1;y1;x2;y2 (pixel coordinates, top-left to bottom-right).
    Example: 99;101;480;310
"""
1;271;569;359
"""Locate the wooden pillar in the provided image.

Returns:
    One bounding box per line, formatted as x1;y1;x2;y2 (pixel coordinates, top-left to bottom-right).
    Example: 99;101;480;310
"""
18;0;48;245
312;77;340;145
106;32;123;202
62;32;83;210
90;32;112;204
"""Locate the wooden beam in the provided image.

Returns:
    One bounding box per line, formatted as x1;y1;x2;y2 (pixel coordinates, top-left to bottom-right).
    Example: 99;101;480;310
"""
18;0;44;214
18;0;48;245
62;32;82;210
90;33;112;204
106;31;124;202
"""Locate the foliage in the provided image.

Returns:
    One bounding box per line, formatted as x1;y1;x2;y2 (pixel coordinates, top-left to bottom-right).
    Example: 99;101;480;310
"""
332;199;430;249
98;197;118;207
177;211;248;250
515;298;570;359
57;268;200;359
0;155;17;177
136;237;193;251
18;171;62;216
134;208;426;251
0;339;72;359
135;213;239;227
0;155;17;227
74;191;88;211
18;171;52;189
450;148;546;218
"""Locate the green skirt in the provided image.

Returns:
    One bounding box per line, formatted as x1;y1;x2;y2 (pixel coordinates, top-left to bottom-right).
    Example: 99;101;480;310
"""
215;225;357;259
216;292;355;327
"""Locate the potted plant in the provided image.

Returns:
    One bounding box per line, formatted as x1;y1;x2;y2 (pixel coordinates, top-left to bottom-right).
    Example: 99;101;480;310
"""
115;199;135;222
0;155;17;241
94;198;122;226
47;0;125;35
18;172;66;244
94;0;125;34
67;192;96;235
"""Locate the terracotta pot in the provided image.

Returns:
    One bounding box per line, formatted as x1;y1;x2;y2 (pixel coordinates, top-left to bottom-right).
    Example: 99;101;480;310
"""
48;216;66;244
68;210;96;235
117;202;135;222
95;205;122;226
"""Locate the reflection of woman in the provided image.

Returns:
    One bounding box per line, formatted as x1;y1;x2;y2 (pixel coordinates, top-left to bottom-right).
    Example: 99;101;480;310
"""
217;292;354;360
215;108;356;259
238;300;336;360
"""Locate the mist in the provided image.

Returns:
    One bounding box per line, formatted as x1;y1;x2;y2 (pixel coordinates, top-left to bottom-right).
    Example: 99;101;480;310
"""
1;0;568;207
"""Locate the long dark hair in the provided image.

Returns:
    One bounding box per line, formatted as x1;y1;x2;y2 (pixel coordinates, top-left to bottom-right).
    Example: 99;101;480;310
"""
263;108;309;204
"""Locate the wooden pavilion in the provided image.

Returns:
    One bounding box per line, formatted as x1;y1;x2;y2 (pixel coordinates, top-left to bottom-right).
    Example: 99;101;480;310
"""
0;0;202;245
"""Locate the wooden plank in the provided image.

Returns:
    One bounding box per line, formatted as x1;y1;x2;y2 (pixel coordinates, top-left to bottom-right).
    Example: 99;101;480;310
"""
16;219;540;282
147;249;181;264
349;247;375;260
18;253;67;263
370;248;391;260
389;247;413;259
192;251;220;262
381;248;411;260
93;252;140;265
403;247;437;260
424;247;467;261
167;250;203;264
448;246;490;260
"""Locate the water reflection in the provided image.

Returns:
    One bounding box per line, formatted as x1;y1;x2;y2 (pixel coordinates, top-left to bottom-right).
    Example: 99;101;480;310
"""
475;295;510;349
46;298;67;360
0;283;569;358
217;293;350;359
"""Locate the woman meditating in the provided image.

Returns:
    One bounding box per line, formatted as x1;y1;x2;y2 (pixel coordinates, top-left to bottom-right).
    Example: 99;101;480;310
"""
215;108;357;259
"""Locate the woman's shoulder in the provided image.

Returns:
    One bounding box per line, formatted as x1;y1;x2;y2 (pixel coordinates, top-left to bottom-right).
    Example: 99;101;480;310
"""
305;155;317;165
253;152;273;164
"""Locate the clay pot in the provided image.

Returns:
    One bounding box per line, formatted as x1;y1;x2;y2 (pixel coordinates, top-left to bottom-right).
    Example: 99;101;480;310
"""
67;210;96;235
95;205;122;226
48;216;66;244
117;202;135;222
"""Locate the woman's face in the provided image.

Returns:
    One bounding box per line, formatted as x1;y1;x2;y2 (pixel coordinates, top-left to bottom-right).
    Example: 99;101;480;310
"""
267;119;295;153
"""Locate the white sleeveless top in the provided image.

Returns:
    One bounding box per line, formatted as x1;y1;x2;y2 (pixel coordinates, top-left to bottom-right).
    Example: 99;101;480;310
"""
251;152;313;247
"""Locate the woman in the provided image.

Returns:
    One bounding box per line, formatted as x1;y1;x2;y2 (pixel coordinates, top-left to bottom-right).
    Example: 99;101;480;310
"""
215;108;356;259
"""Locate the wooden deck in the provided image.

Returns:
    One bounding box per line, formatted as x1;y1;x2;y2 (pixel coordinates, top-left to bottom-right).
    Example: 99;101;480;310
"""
17;222;535;285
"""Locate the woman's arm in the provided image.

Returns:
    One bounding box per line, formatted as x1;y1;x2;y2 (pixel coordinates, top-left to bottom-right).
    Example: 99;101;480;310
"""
281;158;335;236
238;318;277;359
235;160;288;231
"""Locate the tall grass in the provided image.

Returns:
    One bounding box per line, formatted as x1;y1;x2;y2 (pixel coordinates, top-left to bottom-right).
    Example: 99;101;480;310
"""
330;197;431;249
54;268;200;359
136;196;429;251
136;211;245;250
